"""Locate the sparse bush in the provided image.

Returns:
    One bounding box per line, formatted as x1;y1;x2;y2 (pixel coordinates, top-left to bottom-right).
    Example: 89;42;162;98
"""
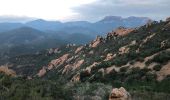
153;64;162;71
120;67;129;72
97;61;112;68
152;51;170;64
136;57;145;62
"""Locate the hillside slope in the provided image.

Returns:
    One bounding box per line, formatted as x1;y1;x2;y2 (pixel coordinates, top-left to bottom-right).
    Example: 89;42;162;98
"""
3;17;169;81
0;27;68;58
0;17;170;100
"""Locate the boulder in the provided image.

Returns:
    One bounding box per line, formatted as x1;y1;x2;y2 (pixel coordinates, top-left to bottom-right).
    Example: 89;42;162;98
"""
109;87;131;100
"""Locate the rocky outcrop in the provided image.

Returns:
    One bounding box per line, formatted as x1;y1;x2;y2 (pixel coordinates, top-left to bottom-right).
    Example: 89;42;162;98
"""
109;87;131;100
71;73;80;82
104;53;114;61
37;54;70;77
89;36;103;48
37;67;46;77
73;60;84;70
157;62;170;81
62;59;84;74
119;47;130;54
48;54;69;70
83;62;101;75
75;46;83;54
107;27;134;40
0;65;16;77
160;40;168;48
114;27;134;36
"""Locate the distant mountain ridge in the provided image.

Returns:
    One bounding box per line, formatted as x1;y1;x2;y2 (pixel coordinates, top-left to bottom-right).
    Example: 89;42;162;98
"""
0;27;68;57
0;16;151;57
0;16;151;34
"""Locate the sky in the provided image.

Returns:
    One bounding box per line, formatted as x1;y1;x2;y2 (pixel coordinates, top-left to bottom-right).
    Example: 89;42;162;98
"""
0;0;169;22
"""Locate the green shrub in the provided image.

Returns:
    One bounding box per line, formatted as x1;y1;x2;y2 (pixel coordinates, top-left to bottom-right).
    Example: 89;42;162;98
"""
120;67;129;72
153;64;162;71
152;51;170;64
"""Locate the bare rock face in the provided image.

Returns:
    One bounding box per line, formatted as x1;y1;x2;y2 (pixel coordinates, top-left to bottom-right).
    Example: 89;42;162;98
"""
109;87;131;100
48;54;69;70
62;59;84;74
104;53;114;61
83;62;101;75
114;27;134;36
73;60;84;70
0;65;16;77
89;36;103;48
119;47;129;54
62;64;71;75
37;54;70;77
106;27;134;40
157;62;170;81
37;67;46;77
75;46;83;54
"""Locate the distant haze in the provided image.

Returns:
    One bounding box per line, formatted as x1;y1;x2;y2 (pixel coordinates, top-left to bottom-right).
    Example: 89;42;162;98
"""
0;0;169;22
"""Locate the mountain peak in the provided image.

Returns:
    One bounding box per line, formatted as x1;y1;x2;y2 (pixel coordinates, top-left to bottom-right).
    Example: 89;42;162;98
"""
26;19;61;24
99;16;122;22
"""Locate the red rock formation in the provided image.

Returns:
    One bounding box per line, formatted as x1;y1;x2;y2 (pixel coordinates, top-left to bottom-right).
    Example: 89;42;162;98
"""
106;27;134;40
109;87;131;100
37;67;46;77
75;46;83;54
104;53;116;61
0;65;16;77
48;54;69;70
62;59;84;74
114;27;134;36
89;36;103;48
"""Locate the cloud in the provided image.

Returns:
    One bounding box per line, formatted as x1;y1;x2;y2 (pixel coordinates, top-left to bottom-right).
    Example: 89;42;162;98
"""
0;15;36;23
0;0;95;21
72;0;170;21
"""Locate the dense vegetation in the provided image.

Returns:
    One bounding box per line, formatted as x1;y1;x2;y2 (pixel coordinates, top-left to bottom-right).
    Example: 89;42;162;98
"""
0;73;170;100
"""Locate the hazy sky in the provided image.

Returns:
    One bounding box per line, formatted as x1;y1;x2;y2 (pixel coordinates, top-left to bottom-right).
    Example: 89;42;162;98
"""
0;0;169;22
